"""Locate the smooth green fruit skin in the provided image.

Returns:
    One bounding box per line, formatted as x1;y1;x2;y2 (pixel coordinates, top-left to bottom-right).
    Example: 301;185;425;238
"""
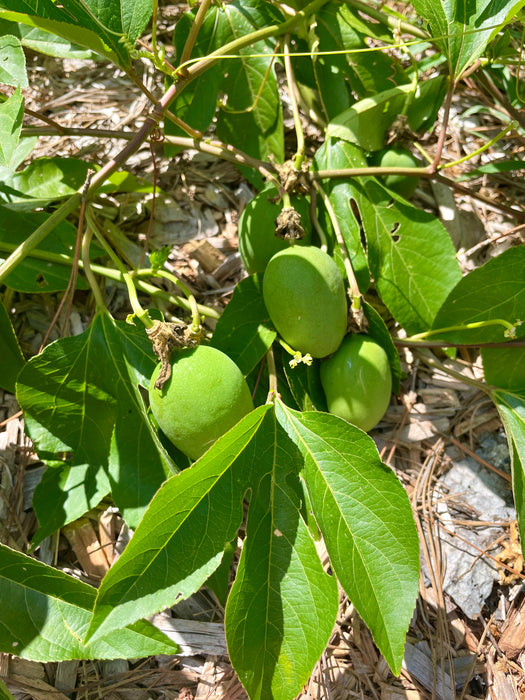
320;334;392;432
373;147;420;199
262;246;348;358
149;345;254;460
238;185;312;275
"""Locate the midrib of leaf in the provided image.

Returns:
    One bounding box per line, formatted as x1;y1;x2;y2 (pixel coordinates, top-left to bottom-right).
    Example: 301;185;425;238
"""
98;416;264;609
281;408;401;657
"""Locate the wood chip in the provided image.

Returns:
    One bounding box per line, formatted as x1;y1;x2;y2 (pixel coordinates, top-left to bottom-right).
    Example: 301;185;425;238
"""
62;518;111;580
151;616;227;657
185;239;226;273
499;596;525;659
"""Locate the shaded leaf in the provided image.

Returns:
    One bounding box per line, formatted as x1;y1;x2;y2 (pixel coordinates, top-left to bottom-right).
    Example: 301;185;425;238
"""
489;390;525;553
210;275;275;377
355;180;462;333
431;246;525;343
411;0;525;78
0;157;90;209
363;300;402;395
0;35;27;86
0;301;24;393
0;86;23;169
0;543;179;661
0;0;153;67
313;139;370;292
226;409;338;699
16;312;174;539
276;401;419;674
327;77;445;150
0;206;92;292
86;406;271;643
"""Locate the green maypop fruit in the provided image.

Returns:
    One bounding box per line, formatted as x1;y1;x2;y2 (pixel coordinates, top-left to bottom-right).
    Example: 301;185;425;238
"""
149;345;254;460
238;185;312;275
262;246;348;358
320;334;392;432
371;147;421;199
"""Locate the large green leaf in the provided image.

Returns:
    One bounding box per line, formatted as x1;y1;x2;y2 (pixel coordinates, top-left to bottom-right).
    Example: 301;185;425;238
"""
0;300;24;393
210;275;275;377
314;138;370;292
327;77;445;150
0;157;90;210
85;406;271;643
226;410;338;700
0;0;153;67
354;179;462;333
169;0;284;161
214;0;284;162
16;312;174;540
0;35;27;87
0;543;179;661
0;19;93;59
276;402;420;675
0;206;92;292
411;0;525;79
431;246;525;343
0;87;23;169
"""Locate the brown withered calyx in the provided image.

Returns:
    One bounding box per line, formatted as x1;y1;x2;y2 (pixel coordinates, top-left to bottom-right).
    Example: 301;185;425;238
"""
147;320;199;390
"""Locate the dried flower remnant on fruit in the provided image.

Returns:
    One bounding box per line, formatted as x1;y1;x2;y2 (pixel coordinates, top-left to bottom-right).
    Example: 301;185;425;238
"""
275;207;305;240
146;320;199;389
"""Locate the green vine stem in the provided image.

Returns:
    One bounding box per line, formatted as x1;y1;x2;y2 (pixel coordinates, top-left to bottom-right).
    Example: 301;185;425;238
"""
407;319;520;342
344;0;429;40
283;35;305;171
81;227;106;311
0;241;220;319
313;180;362;310
179;0;213;70
0;193;82;285
86;208;154;329
134;268;201;331
439;120;518;170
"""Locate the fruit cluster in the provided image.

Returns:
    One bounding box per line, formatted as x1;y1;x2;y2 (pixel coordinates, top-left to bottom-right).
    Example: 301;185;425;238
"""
148;204;393;461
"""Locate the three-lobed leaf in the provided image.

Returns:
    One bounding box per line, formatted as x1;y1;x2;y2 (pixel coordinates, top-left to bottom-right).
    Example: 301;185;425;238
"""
85;405;271;644
226;410;338;700
276;401;420;675
411;0;525;79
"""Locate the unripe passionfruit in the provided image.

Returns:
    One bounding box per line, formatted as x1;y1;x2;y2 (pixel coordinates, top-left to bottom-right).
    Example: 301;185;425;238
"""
238;185;311;275
320;334;392;431
149;345;254;460
262;246;348;358
371;147;421;199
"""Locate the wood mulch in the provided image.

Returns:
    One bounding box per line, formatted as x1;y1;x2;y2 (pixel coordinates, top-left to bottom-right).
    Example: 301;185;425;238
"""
1;6;525;698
